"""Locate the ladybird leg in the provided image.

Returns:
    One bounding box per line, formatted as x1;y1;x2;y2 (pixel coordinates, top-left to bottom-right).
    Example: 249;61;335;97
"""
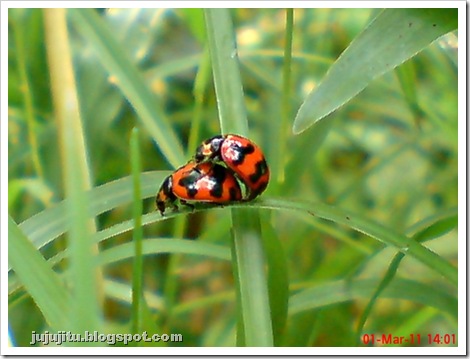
180;199;195;212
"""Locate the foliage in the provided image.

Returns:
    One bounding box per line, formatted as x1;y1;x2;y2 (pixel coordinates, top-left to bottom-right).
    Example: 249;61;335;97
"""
8;8;458;348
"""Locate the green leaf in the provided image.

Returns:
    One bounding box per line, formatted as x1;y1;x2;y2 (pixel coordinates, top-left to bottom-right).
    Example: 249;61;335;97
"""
8;216;71;330
261;213;289;346
204;8;248;135
204;8;273;347
289;278;457;318
44;8;101;336
231;209;274;346
255;198;457;286
293;8;458;134
68;9;185;168
99;238;231;266
409;210;458;243
12;191;457;292
16;172;165;253
130;128;145;336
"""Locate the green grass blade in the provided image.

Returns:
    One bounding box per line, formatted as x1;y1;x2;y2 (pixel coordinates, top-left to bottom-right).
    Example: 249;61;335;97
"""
188;46;212;154
44;8;101;337
204;8;248;135
12;192;456;291
293;8;458;134
130;128;144;336
392;307;441;344
8;216;71;330
395;61;426;128
204;8;273;346
354;207;458;342
289;278;457;318
407;209;458;243
10;9;44;178
69;9;185;168
354;252;405;343
99;238;231;266
231;209;274;346
256;198;457;286
261;213;289;346
11;193;456;295
274;9;294;184
16;172;165;252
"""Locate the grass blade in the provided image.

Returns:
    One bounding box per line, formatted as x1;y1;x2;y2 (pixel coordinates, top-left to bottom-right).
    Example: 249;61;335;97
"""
204;8;273;346
204;8;248;135
69;9;185;168
130;128;144;336
256;198;457;286
16;172;165;253
294;8;458;134
231;209;273;346
44;8;101;336
8;217;71;330
289;278;457;318
261;213;289;346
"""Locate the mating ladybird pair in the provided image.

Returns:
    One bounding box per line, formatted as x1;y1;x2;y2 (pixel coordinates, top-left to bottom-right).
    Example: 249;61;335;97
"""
156;134;270;216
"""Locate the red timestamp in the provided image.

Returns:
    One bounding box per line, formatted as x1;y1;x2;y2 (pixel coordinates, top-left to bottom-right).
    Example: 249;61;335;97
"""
362;333;457;346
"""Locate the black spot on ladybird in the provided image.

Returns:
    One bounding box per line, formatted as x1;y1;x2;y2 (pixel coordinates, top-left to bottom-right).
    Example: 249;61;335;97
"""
249;160;268;184
231;143;255;165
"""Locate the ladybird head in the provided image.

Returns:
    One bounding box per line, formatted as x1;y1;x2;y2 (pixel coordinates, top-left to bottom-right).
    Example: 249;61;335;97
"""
156;175;175;216
194;135;225;162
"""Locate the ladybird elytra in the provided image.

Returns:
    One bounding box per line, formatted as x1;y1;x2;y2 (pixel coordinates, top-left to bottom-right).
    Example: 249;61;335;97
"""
156;161;242;216
194;134;270;200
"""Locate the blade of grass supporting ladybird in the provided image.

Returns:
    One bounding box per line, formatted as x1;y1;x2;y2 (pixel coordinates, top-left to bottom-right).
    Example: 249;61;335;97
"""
204;8;274;346
293;8;458;134
256;198;457;286
44;8;102;338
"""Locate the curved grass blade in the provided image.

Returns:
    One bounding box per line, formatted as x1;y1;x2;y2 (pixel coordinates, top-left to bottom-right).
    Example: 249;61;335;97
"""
255;198;457;286
293;8;458;134
354;208;458;341
11;193;457;293
99;238;231;266
8;217;71;330
12;187;457;289
69;9;185;168
17;171;165;252
407;208;458;243
289;278;457;318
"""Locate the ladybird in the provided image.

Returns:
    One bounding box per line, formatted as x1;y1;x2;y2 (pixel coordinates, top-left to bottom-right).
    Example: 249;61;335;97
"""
156;161;242;216
194;134;269;200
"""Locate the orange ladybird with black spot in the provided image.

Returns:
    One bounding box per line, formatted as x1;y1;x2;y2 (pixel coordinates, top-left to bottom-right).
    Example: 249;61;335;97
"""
156;161;242;216
194;134;270;200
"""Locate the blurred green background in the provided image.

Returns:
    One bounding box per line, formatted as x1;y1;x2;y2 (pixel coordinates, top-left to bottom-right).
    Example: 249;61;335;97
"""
8;8;458;347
